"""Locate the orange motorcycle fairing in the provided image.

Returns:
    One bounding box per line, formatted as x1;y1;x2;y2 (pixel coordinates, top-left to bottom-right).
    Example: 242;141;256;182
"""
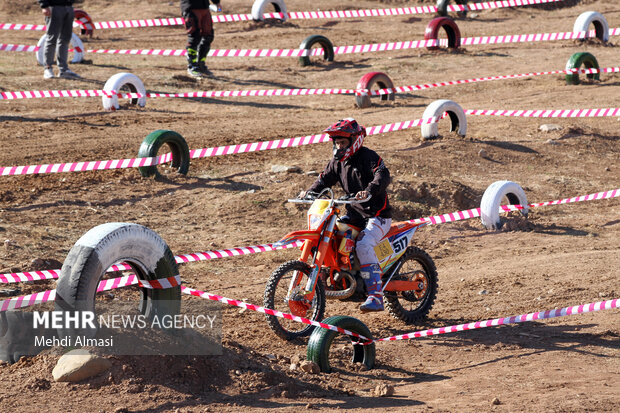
383;221;427;239
277;230;321;247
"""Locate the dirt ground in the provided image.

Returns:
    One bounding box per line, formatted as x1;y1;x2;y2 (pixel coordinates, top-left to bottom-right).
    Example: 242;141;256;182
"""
0;0;619;411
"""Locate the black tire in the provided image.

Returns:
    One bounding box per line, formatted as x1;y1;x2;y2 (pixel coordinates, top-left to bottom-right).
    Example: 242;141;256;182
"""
0;311;53;364
307;315;375;373
436;0;468;18
299;35;334;67
54;223;181;339
384;246;438;324
264;260;326;341
137;130;190;178
565;52;600;85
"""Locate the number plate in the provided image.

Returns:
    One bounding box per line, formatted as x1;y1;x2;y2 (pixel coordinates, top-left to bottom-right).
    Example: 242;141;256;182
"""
374;239;394;262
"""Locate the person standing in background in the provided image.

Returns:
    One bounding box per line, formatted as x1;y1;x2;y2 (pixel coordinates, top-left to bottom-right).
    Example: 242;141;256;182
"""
181;0;222;78
38;0;81;79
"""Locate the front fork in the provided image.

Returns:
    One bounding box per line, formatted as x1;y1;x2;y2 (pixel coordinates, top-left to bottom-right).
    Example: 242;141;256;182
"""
288;215;338;300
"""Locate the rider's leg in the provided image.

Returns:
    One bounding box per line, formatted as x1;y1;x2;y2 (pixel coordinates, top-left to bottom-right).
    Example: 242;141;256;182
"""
184;10;201;76
356;217;392;312
196;8;214;74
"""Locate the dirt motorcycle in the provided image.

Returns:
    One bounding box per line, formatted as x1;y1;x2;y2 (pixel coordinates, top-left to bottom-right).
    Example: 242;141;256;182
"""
264;188;438;341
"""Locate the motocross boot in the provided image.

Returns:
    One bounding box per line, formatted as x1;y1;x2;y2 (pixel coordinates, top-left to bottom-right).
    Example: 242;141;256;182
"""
359;263;384;312
197;37;213;76
186;47;203;78
198;60;212;76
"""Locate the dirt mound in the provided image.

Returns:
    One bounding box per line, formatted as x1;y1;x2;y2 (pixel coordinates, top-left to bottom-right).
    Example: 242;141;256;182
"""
5;340;368;409
391;179;480;220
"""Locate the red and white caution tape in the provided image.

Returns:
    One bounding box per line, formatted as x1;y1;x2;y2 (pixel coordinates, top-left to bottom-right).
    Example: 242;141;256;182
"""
183;286;616;344
0;117;430;176
0;23;47;31
0;269;60;284
0;274;180;312
466;107;620;118
0;152;171;176
0;89;109;100
180;285;370;341
375;299;618;342
2;66;617;102
0;241;301;284
73;27;620;55
2;188;617;286
364;67;620;97
2;105;619;177
0;272;369;342
0;0;566;31
0;44;38;52
407;188;619;226
92;17;184;30
0;289;56;312
94;273;180;291
3;27;618;58
173;240;303;264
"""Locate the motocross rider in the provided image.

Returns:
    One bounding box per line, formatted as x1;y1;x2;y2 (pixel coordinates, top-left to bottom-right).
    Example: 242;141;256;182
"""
299;118;392;312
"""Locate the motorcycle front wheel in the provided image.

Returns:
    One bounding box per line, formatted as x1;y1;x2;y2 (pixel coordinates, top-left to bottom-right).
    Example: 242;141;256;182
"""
264;260;326;341
384;246;438;324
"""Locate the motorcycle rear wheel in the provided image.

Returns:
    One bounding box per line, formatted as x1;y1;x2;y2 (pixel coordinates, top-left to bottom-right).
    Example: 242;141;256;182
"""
264;260;326;341
384;246;438;324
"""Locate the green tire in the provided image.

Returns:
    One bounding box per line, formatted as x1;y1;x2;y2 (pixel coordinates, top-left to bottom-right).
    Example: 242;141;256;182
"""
299;35;334;67
306;315;375;373
137;130;190;177
565;52;600;85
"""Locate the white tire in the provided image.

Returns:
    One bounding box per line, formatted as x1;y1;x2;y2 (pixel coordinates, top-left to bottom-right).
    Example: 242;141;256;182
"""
36;32;84;66
573;11;609;42
480;181;529;230
421;99;467;139
251;0;287;22
102;72;146;111
55;223;181;339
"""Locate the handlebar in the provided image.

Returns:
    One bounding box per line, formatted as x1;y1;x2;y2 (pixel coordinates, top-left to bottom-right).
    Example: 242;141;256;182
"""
288;189;371;205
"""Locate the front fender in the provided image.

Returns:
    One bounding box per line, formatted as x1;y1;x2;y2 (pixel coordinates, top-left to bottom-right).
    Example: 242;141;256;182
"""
274;230;320;248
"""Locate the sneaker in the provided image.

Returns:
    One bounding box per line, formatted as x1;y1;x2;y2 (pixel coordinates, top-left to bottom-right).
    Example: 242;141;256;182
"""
360;294;384;313
43;67;54;79
58;69;81;79
187;66;203;78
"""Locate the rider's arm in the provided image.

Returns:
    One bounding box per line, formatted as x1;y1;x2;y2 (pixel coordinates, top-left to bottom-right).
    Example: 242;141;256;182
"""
308;160;339;194
364;155;390;198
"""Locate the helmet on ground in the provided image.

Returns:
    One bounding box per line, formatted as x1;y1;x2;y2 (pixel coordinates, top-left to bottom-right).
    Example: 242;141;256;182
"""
324;118;366;162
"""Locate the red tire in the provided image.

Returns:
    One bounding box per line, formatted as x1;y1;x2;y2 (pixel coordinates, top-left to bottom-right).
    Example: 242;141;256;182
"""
355;72;395;108
74;9;94;37
424;17;461;51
